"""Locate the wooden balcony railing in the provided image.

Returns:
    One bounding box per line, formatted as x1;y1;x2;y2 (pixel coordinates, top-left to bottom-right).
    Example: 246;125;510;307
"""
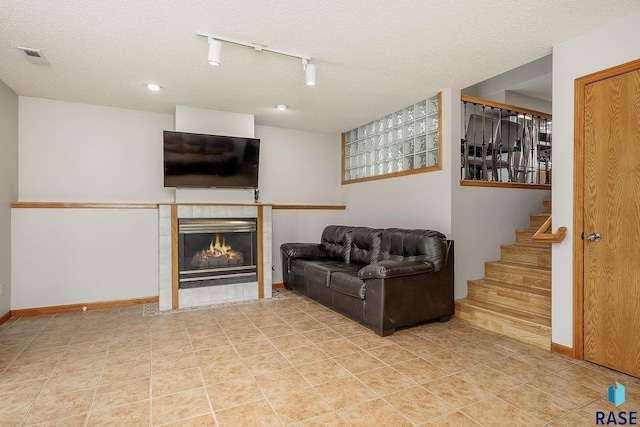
461;95;552;188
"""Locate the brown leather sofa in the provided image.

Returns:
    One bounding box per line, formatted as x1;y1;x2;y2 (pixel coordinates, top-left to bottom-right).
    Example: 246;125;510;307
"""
280;225;454;336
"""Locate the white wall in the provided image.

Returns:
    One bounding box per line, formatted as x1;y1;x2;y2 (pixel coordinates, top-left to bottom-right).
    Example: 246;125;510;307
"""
341;172;452;232
19;97;174;203
551;9;640;347
173;123;344;206
504;92;552;115
256;125;342;205
13;98;174;308
175;105;254;138
340;89;455;235
451;186;550;299
11;209;158;309
13;98;343;307
0;80;19;317
255;125;345;283
464;55;552;111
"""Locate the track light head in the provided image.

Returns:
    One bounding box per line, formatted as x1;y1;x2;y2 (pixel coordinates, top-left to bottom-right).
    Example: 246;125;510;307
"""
302;60;316;87
207;37;222;66
305;63;316;86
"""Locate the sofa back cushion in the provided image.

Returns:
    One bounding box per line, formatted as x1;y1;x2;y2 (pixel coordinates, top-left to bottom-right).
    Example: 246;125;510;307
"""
321;226;353;262
379;228;449;271
350;227;383;265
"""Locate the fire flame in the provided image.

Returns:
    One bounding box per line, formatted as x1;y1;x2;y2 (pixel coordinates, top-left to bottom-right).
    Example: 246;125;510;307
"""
202;235;239;259
191;234;244;268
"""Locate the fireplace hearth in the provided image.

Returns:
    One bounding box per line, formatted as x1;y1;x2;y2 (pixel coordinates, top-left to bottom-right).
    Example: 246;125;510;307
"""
178;218;257;289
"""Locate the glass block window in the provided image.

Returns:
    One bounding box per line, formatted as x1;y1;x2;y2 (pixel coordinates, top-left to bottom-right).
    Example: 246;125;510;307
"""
343;93;441;183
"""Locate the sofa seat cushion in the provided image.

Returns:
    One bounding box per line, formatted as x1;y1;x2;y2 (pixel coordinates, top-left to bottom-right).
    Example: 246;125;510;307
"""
331;272;366;300
303;260;359;287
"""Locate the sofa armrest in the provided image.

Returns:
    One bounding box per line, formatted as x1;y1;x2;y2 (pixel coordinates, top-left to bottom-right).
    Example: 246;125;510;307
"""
358;260;434;279
280;243;327;259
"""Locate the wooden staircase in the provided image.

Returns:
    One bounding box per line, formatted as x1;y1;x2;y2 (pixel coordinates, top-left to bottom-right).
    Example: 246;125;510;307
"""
455;199;551;349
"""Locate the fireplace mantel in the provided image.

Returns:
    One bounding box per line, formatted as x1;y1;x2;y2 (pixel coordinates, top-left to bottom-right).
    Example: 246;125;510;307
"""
158;203;272;311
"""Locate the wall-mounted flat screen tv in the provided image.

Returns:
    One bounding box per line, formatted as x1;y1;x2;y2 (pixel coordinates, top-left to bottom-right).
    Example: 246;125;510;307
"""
163;131;260;188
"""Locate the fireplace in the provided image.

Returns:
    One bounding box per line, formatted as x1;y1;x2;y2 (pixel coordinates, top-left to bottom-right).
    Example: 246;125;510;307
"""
158;203;272;311
178;218;257;289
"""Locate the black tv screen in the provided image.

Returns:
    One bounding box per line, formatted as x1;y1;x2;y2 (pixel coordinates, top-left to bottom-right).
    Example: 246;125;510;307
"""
163;131;260;188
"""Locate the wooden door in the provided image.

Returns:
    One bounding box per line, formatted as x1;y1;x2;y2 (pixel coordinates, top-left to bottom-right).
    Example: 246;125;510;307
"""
582;67;640;377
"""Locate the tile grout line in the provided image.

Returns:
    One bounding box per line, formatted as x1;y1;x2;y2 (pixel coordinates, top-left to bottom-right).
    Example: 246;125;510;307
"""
237;307;289;426
189;314;220;426
15;313;73;426
84;308;123;427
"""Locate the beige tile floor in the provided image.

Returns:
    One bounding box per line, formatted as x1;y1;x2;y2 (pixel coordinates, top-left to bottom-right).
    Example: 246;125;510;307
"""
0;290;638;426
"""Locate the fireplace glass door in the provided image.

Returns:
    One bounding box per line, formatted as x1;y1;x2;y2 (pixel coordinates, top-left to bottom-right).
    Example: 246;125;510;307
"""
178;219;257;289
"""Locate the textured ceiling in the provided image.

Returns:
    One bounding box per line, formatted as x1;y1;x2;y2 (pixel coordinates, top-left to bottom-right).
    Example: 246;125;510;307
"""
1;1;639;134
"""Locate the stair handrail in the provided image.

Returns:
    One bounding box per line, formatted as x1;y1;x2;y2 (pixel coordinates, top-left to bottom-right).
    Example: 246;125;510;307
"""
532;215;566;243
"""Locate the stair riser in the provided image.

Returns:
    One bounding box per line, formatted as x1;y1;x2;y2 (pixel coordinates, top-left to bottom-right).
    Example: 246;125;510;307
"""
515;230;553;246
529;215;549;229
515;230;536;244
543;199;551;214
500;249;551;268
467;285;551;317
455;303;550;349
485;263;550;289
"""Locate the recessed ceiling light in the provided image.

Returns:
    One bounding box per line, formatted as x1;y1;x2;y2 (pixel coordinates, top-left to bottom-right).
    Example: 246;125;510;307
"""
145;83;162;91
276;104;288;111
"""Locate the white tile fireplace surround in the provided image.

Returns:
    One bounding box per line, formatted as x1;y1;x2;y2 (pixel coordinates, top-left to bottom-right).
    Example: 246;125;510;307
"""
158;204;272;311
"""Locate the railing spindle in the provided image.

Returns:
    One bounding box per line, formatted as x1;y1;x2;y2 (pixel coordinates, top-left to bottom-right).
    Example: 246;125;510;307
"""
460;95;551;187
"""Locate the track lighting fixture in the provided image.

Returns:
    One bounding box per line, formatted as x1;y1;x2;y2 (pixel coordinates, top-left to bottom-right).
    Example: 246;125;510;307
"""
303;60;316;86
197;32;316;87
207;37;222;66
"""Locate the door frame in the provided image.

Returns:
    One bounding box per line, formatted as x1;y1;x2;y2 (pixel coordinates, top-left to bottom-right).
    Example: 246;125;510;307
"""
572;58;640;360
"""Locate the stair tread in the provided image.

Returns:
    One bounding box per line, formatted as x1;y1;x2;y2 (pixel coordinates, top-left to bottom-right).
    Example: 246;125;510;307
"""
456;298;551;327
487;260;551;272
468;278;551;297
501;243;551;251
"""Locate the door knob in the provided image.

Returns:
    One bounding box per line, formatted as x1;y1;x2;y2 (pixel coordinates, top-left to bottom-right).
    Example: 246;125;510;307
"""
587;232;601;241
